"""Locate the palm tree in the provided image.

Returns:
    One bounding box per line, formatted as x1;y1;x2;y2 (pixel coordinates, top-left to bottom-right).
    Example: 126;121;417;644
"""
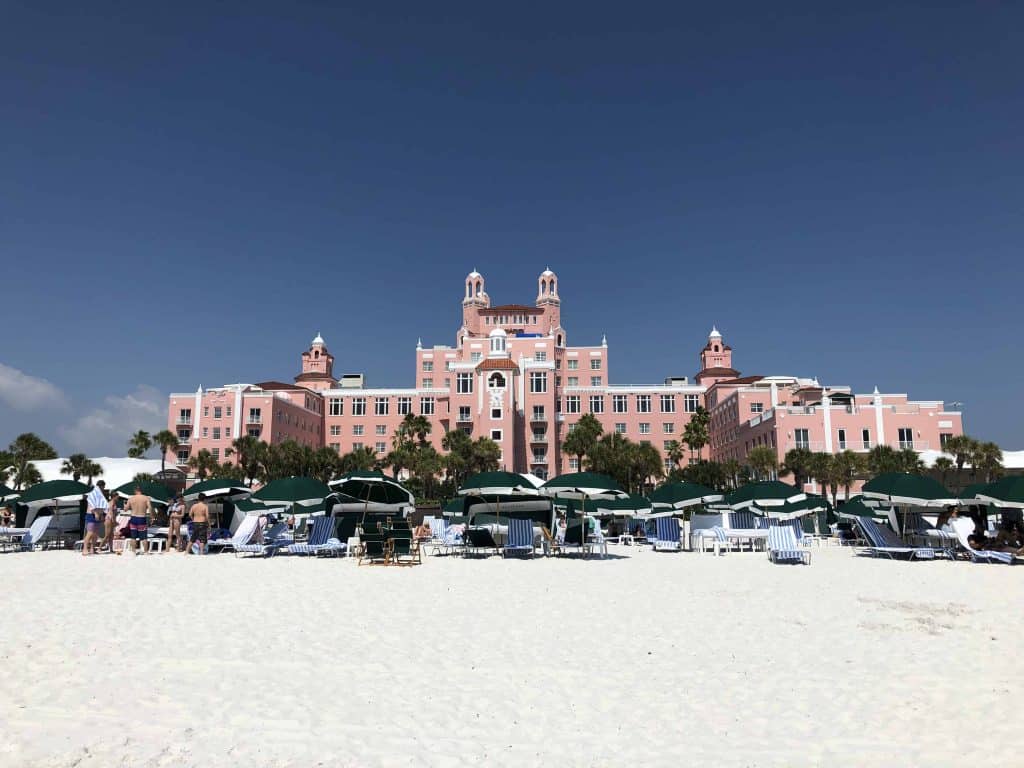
896;448;925;474
866;445;901;476
682;407;710;463
780;448;814;491
666;440;686;471
7;433;57;489
933;456;954;488
833;450;865;505
721;458;742;490
61;453;90;482
153;430;178;474
187;449;218;480
746;446;778;481
226;436;263;486
127;430;153;459
942;435;978;491
973;441;1004;483
562;413;604;470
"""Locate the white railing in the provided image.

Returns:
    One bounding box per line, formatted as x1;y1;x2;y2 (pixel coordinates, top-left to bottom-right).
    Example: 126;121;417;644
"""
176;418;192;425
531;435;547;443
531;456;548;464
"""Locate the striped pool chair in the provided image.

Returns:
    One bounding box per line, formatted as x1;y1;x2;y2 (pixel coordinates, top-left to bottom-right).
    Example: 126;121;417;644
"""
729;511;757;530
754;516;774;530
4;515;52;552
285;516;344;557
951;518;1017;565
502;518;535;558
856;518;936;561
767;525;811;565
234;521;292;558
652;517;682;552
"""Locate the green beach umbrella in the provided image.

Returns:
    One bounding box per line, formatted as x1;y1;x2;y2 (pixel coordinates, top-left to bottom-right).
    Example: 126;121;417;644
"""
649;482;724;511
541;472;626;499
0;484;19;505
113;480;173;506
252;476;330;507
959;482;992;503
458;471;541;496
588;494;652;517
726;481;806;509
861;473;958;507
836;498;891;521
183;478;251;502
328;473;414;506
754;492;832;520
17;480;91;504
975;476;1024;509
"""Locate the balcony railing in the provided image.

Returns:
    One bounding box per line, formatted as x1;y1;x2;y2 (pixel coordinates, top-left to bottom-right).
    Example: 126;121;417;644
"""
781;439;930;453
176;418;193;425
531;435;547;443
531;412;547;422
247;416;262;424
531;456;547;464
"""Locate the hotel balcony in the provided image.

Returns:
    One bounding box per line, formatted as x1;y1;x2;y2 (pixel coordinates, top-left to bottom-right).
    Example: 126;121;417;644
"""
247;416;262;424
176;418;193;425
530;434;547;443
530;412;547;422
531;456;548;465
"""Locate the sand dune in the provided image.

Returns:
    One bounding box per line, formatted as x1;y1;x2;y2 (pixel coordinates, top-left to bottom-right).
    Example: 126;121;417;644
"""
1;546;1019;767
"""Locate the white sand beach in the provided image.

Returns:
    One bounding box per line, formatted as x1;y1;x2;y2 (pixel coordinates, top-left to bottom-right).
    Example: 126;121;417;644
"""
1;546;1020;767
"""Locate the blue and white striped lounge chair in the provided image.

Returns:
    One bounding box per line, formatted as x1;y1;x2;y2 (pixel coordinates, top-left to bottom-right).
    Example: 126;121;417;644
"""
951;518;1017;564
502;518;535;558
207;516;260;552
767;524;811;565
285;516;345;557
652;517;682;552
754;516;773;530
857;518;936;561
234;521;291;558
586;518;608;558
710;525;732;556
4;515;52;552
729;511;757;530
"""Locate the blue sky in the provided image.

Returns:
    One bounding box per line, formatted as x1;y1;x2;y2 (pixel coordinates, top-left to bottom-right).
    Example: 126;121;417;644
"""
2;2;1022;455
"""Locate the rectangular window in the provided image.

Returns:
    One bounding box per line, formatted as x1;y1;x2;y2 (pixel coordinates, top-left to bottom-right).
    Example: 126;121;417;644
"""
420;397;435;415
351;398;366;416
663;422;674;434
750;402;764;413
248;407;262;423
247;427;261;438
226;406;232;418
590;358;601;370
684;394;699;413
178;408;191;424
353;425;364;436
590;376;601;387
940;433;952;449
457;372;474;394
422;378;433;389
569;457;579;471
225;427;231;438
862;428;871;449
176;448;190;464
795;429;809;449
352;442;363;451
470;352;482;362
211;448;219;461
458;406;471;421
639;423;651;434
329;398;343;416
898;427;913;449
202;427;208;438
530;371;548;394
660;394;676;413
375;425;387;436
637;395;652;413
329;442;340;453
375;442;387;454
490;429;502;442
589;395;604;414
837;428;846;450
613;395;628;413
214;406;222;419
176;428;190;441
534;351;546;362
664;441;674;451
422;360;433;372
568;377;579;387
203;406;209;417
397;397;412;415
532;405;545;420
330;425;341;436
567;359;579;370
566;396;581;414
374;398;389;416
615;423;626;434
491;407;502;419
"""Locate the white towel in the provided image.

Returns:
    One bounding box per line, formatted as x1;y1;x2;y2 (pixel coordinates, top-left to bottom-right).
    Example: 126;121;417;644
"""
86;487;108;511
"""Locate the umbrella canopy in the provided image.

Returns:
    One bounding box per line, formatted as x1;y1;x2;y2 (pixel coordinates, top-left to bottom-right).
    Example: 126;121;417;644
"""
252;477;330;507
754;493;832;520
975;476;1024;509
861;472;958;507
17;480;91;504
959;482;992;503
836;498;891;521
113;480;173;506
726;481;806;509
650;482;724;510
183;478;251;502
541;472;627;500
328;473;414;506
0;484;19;504
587;494;653;517
458;471;541;496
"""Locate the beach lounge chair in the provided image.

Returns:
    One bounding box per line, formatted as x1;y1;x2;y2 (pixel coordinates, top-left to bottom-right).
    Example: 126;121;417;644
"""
767;524;811;565
951;518;1018;565
540;525;561;556
389;527;421;565
425;517;450;555
4;515;52;552
285;516;345;557
358;529;388;565
502;518;535;558
558;520;587;556
728;511;757;530
652;517;682;552
463;526;500;557
208;516;260;553
234;521;291;558
856;518;937;561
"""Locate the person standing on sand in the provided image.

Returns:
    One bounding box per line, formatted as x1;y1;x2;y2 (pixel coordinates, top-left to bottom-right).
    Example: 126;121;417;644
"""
101;493;122;552
83;480;108;556
167;494;185;552
125;485;154;554
189;493;210;555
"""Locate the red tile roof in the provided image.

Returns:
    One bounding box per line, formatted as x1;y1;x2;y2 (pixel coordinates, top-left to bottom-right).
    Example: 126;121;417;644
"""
476;358;520;371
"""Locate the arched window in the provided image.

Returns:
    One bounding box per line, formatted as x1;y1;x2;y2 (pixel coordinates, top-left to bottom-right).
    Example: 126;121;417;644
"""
556;333;563;346
713;344;719;352
489;372;506;388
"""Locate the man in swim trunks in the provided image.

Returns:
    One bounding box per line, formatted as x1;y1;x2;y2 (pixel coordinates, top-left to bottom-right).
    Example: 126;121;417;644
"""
125;485;154;554
84;480;109;556
190;493;210;554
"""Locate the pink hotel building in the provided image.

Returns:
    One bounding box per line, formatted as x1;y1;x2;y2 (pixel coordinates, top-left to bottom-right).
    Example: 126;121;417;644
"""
166;269;963;484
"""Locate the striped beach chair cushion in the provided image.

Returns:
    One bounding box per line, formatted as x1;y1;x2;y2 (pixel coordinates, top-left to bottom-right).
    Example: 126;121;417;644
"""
767;525;807;563
655;517;680;543
729;511;756;530
504;518;534;554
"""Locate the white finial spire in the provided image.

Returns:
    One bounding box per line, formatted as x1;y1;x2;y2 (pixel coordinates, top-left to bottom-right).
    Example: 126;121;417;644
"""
312;331;325;345
416;337;422;350
873;385;880;396
709;325;721;338
601;333;607;347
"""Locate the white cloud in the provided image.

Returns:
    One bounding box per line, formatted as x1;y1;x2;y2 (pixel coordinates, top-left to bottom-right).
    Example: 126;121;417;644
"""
0;362;68;411
59;385;166;456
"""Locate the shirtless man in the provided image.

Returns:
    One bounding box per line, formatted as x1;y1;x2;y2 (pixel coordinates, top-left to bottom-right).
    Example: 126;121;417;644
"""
190;493;210;555
125;485;154;554
83;480;109;556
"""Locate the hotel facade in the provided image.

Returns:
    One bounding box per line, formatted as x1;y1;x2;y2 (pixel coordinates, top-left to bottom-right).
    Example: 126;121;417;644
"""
166;269;963;482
